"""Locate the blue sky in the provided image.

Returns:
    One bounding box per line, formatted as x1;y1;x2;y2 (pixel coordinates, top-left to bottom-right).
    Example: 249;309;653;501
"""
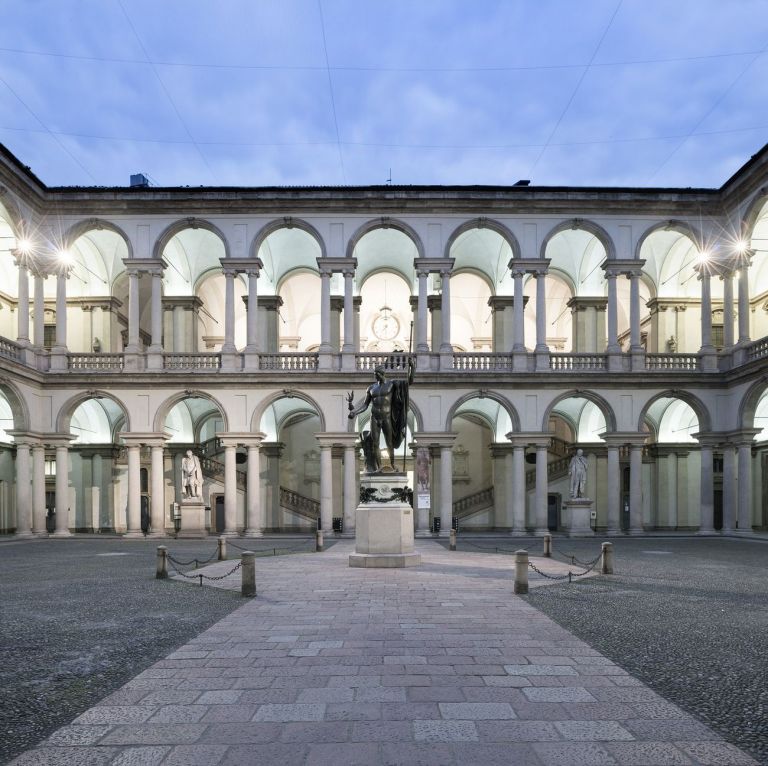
0;0;766;188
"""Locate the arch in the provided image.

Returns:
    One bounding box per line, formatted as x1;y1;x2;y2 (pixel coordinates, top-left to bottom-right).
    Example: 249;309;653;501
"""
444;218;521;261
345;218;425;260
63;218;134;258
56;390;130;435
152;390;229;433
251;390;327;434
540;219;616;261
542;390;618;434
452;266;496;295
250;217;327;260
637;390;711;434
740;187;768;238
445;391;521;434
152;218;231;260
634;219;704;261
0;191;26;237
738;377;768;430
0;380;30;432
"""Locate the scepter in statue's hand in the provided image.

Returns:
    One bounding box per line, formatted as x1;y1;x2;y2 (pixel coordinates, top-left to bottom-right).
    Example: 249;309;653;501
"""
346;390;355;416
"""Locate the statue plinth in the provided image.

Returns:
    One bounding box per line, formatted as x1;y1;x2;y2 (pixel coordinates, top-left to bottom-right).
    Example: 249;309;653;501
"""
562;497;595;537
177;498;207;538
349;473;421;568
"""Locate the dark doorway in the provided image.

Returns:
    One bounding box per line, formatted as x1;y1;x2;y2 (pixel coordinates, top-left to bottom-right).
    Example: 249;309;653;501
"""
547;494;560;531
214;495;225;533
714;489;723;531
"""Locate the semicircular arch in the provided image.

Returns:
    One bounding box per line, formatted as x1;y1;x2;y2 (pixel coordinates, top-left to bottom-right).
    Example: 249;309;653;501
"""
445;391;521;434
346;218;425;260
251;391;327;433
152;218;230;260
250;218;327;260
542;390;617;433
445;218;521;261
638;390;711;435
0;380;30;431
63;219;134;258
56;390;130;435
153;390;229;433
540;219;616;261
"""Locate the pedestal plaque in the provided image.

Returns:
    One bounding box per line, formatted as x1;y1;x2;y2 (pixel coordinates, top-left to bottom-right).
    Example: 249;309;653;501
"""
349;474;421;568
177;500;207;538
562;497;595;537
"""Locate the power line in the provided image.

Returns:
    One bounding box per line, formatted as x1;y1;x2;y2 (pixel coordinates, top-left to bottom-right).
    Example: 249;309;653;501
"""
317;0;346;184
529;0;623;175
116;0;217;184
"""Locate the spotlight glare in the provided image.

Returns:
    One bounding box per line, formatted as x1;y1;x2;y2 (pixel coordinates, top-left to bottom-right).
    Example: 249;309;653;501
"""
17;238;32;254
735;239;749;254
56;249;72;264
696;251;709;263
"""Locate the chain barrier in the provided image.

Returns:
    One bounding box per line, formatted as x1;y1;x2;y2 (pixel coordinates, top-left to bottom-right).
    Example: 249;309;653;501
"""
461;541;531;554
166;548;218;569
550;542;599;568
226;539;311;554
168;558;243;586
528;551;602;583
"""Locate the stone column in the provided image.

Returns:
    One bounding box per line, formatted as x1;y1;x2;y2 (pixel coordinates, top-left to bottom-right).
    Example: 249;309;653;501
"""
150;444;166;537
534;270;547;353
534;445;548;534
319;444;333;532
244;262;262;370
173;304;184;352
342;268;355;354
737;263;751;344
49;269;70;370
491;445;509;530
606;445;621;534
439;267;452;354
319;266;332;354
698;442;715;533
245;441;263;536
221;265;237;353
629;444;643;534
722;272;734;350
149;270;164;352
14;442;32;537
33;270;46;348
512;269;526;351
722;445;736;532
126;268;140;351
629;271;643;351
439;444;452;537
737;439;754;534
53;443;71;537
416;265;429;352
32;444;46;535
512;444;526;533
699;272;713;351
125;444;142;537
606;271;620;353
223;444;237;535
15;259;30;345
343;443;357;534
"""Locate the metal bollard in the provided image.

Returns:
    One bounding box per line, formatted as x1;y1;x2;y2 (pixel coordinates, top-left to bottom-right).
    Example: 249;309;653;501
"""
155;545;168;579
513;549;529;594
218;536;227;561
543;533;552;558
315;529;324;552
241;551;256;597
601;542;614;574
449;528;456;551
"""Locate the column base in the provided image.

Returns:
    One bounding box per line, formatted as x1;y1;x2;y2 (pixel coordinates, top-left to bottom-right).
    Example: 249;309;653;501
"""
146;351;164;371
534;351;549;372
243;529;264;537
123;352;145;372
341;352;357;372
533;527;549;536
697;528;718;536
604;527;623;536
50;529;72;538
147;530;167;538
122;531;145;538
513;351;529;372
729;529;755;537
14;531;34;539
49;349;68;371
439;352;454;371
220;352;240;371
415;530;433;538
243;351;260;372
627;528;645;536
607;351;624;372
220;529;239;537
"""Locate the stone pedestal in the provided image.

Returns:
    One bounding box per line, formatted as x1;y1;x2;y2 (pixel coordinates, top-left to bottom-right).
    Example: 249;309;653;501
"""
177;500;207;538
561;497;595;537
349;474;421;568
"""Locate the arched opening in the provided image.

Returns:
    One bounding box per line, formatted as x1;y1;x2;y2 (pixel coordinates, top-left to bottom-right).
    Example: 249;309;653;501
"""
278;270;321;351
523;273;573;351
259;396;324;531
0;201;19;342
0;389;16;532
747;200;768;340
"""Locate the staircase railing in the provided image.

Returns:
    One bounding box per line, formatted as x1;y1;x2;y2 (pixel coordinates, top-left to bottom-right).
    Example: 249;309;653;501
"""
453;486;494;517
280;486;320;520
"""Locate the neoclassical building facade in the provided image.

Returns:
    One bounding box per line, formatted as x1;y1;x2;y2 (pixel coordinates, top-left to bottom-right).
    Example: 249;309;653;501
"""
1;142;768;539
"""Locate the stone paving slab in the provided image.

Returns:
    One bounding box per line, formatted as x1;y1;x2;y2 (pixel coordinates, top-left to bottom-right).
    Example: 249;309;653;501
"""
9;540;759;765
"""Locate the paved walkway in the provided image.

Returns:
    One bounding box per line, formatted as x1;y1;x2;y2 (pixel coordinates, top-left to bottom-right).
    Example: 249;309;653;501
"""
10;540;757;766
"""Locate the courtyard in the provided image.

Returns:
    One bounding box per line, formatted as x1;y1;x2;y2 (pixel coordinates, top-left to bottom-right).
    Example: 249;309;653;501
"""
1;534;765;765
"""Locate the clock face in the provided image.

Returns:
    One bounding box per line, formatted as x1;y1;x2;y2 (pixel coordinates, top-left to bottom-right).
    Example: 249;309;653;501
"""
372;313;400;341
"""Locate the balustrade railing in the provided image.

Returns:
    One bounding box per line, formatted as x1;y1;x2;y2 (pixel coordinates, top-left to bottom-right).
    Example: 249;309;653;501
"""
259;353;318;371
452;353;513;371
356;352;411;371
68;353;124;371
163;353;221;370
0;337;22;362
453;486;494;515
200;455;246;490
525;455;570;490
549;353;607;371
645;353;699;370
280;486;320;517
748;337;768;362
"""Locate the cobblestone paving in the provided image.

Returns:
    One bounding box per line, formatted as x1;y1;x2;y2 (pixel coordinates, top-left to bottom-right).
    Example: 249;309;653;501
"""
517;536;768;766
0;535;318;765
7;538;759;765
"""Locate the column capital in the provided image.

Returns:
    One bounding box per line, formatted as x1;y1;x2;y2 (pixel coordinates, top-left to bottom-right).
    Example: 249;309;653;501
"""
217;431;267;448
413;257;455;275
598;431;648;447
317;256;357;275
118;431;171;447
601;258;645;277
412;431;457;448
221;257;264;276
505;431;550;448
314;431;359;448
6;430;46;447
691;431;720;448
489;442;515;457
723;428;760;446
45;433;76;447
122;257;166;276
507;258;550;276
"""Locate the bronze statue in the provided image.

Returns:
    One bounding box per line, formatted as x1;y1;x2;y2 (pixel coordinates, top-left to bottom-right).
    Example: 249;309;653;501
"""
348;360;414;473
